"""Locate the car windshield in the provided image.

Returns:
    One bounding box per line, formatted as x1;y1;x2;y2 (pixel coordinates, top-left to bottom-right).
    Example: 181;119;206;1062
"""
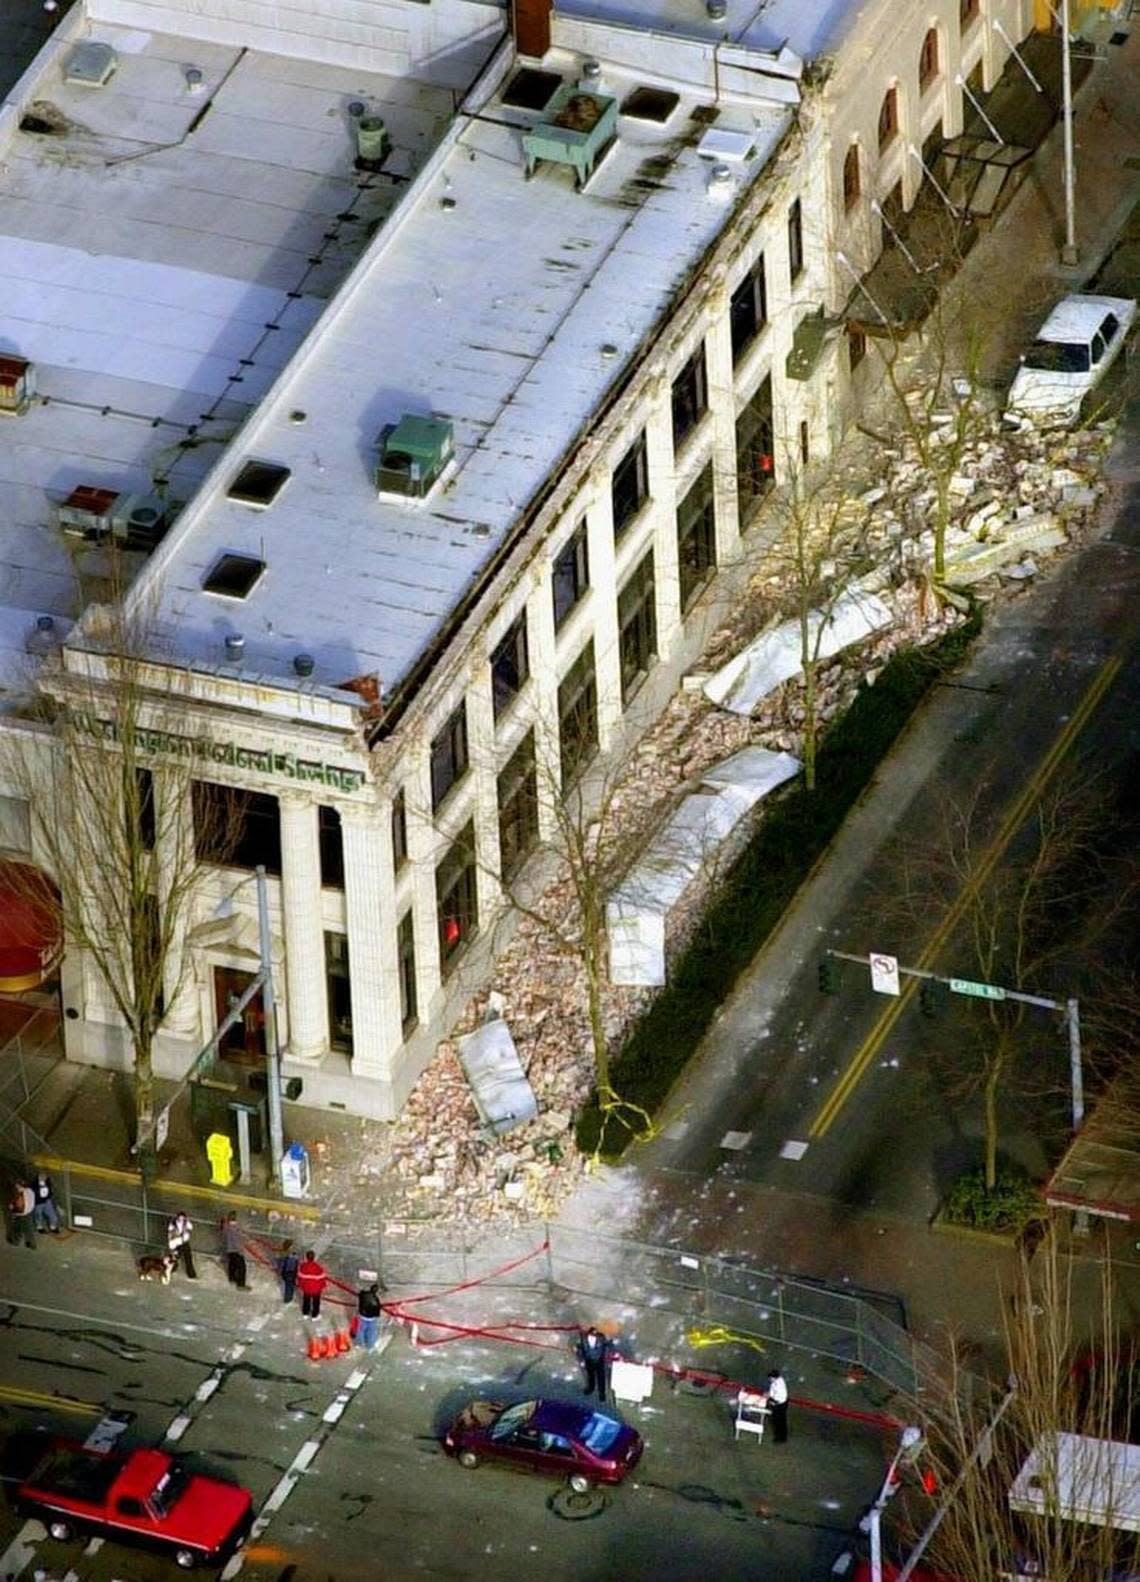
1023;339;1090;374
580;1412;622;1454
490;1401;536;1442
149;1462;191;1518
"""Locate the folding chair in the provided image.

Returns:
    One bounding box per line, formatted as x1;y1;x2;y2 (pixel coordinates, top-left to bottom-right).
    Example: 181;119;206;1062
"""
734;1389;770;1443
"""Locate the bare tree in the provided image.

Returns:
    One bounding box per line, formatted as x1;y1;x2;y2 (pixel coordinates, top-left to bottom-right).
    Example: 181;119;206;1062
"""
1;589;240;1176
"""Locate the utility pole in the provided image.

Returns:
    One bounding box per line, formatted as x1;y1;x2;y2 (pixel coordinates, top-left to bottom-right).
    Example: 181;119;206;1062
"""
1060;0;1078;265
256;865;286;1191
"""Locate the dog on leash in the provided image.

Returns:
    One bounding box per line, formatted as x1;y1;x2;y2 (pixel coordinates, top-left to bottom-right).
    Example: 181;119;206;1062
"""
137;1251;176;1284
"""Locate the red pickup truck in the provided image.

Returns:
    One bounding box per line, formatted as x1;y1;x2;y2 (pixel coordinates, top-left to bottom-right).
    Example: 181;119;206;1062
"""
18;1442;252;1570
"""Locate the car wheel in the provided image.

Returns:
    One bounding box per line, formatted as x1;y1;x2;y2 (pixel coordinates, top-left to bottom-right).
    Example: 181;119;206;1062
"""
458;1450;481;1470
174;1548;198;1570
568;1472;592;1495
47;1520;74;1542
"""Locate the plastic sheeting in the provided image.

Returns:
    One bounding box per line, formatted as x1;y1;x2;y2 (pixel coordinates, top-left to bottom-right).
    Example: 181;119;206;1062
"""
456;1018;538;1136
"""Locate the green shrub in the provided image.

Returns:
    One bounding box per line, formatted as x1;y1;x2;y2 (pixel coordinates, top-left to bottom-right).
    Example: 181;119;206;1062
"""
576;610;982;1159
940;1165;1044;1234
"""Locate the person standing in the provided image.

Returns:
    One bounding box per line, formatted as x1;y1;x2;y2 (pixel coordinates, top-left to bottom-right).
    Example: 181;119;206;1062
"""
355;1283;383;1349
33;1173;60;1234
220;1213;248;1289
297;1249;327;1320
278;1239;300;1305
166;1211;196;1279
7;1182;36;1248
577;1326;609;1403
765;1369;789;1443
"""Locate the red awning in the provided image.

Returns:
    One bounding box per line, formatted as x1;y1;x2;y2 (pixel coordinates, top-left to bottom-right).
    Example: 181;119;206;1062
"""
0;861;63;992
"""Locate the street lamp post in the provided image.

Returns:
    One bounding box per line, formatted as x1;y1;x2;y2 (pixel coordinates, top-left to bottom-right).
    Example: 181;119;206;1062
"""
254;865;285;1191
865;1424;924;1582
1060;0;1078;266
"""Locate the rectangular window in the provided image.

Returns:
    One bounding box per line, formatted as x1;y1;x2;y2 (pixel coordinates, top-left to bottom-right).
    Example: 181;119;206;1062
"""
618;550;657;706
552;522;589;630
430;702;469;813
959;0;980;27
397;911;417;1033
878;87;899;151
848;324;867;370
671;345;708;451
192;783;281;875
319;806;344;889
920;27;940;91
0;794;31;854
799;419;810;467
392;789;408;870
497;732;539;883
136;767;156;853
788;198;804;282
491;612;529;721
736;375;775;521
324;932;352;1054
558;641;598;786
730;257;767;364
677;464;717;613
611;431;649;538
436;823;478;973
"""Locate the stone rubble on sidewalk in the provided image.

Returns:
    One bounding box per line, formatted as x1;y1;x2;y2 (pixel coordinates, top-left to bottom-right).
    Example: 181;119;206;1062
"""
357;412;1116;1228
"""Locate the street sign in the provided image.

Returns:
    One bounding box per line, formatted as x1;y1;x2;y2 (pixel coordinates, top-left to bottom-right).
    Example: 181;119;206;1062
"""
155;1106;170;1152
949;978;1006;1002
869;953;900;997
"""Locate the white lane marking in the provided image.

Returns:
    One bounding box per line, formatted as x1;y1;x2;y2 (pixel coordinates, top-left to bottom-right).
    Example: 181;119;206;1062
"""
779;1138;809;1160
289;1440;321;1474
345;1367;368;1389
263;1474;298;1512
0;1518;45;1579
165;1414;192;1441
322;1398;346;1424
194;1375;221;1402
83;1535;104;1555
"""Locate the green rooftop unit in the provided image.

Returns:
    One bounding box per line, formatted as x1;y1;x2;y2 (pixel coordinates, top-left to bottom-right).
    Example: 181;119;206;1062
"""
522;82;618;190
376;414;454;499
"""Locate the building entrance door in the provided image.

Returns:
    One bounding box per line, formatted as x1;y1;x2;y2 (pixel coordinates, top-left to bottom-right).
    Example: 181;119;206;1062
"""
212;967;266;1066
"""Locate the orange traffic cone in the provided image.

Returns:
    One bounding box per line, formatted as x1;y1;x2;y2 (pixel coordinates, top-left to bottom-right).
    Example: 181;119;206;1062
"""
319;1333;336;1359
307;1333;322;1362
336;1328;352;1354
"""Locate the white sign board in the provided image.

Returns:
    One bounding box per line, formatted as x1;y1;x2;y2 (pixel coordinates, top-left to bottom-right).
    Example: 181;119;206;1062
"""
155;1106;170;1152
610;1359;654;1405
869;953;900;997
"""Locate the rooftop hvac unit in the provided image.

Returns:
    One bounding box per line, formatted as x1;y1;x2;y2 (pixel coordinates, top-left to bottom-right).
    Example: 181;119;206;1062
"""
522;80;618;189
63;42;118;88
0;355;35;416
376;414;454;499
58;486;168;549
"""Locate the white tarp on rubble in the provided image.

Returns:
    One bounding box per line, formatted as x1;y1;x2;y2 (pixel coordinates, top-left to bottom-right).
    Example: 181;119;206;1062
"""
456;1018;538;1136
607;746;801;987
703;590;893;716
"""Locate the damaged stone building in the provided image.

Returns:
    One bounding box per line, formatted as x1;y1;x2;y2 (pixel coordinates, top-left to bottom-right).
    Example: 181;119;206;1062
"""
0;0;1046;1120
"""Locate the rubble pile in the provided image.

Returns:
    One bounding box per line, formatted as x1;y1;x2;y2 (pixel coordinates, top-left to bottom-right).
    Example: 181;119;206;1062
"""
378;414;1115;1224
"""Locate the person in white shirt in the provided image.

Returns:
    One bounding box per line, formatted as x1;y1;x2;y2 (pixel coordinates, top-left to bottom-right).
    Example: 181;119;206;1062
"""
765;1368;789;1442
166;1211;197;1279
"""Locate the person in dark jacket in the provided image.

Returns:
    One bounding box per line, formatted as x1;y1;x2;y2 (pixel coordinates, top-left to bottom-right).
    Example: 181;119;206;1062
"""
577;1325;610;1402
355;1283;382;1349
278;1239;300;1305
33;1173;60;1234
220;1213;248;1288
7;1182;36;1248
297;1250;328;1320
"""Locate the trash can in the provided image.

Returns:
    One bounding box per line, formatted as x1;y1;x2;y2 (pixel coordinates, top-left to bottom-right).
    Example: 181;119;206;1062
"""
281;1141;310;1200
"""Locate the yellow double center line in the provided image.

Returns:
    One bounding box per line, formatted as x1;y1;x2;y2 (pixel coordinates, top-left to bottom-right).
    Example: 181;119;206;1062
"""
0;1383;101;1416
809;653;1122;1140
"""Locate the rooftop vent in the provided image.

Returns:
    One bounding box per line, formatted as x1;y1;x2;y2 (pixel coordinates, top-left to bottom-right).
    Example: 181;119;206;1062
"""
706;0;727;18
0;354;35;416
24;615;57;658
63;42;118;88
293;653;315;677
522;82;619;189
224;634;245;662
502;67;562;111
228;460;290;508
57;486;168;548
354;115;390;171
621;86;680;123
202;552;265;599
376;414;454;499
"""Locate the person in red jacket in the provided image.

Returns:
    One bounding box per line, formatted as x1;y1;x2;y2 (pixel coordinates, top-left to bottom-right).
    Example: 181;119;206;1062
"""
297;1250;328;1320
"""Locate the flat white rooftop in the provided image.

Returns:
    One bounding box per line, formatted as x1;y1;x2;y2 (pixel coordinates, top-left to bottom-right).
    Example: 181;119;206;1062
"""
137;46;792;698
554;0;856;60
0;21;457;692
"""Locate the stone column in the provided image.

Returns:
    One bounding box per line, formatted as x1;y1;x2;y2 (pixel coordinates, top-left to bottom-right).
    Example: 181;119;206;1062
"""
154;770;199;1037
339;802;400;1081
584;475;622;748
704;284;743;562
527;574;561;846
645;388;680;657
278;792;328;1061
467;666;501;921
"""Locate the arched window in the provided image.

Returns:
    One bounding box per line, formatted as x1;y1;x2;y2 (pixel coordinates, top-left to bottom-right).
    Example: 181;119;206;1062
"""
919;28;940;91
843;144;861;209
878;85;899;150
960;0;980;28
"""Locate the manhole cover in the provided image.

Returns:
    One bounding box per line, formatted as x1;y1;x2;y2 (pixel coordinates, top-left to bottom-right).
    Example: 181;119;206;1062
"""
547;1486;609;1520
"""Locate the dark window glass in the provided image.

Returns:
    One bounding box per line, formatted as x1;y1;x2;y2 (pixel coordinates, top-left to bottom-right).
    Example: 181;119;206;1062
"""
612;432;649;538
919;28;939;90
558;641;598;786
325;932;352;1053
491;612;529;720
843;144;861;209
319;805;344;889
848;324;867;369
618;551;657;705
959;0;979;27
736;375;775;520
799;420;810;466
192;783;281;875
552;522;589;630
677;465;717;612
430;702;469;813
730;257;767;364
397;911;417;1032
436;823;478;973
671;345;708;450
788;197;804;282
136;767;156;852
227;460;290;507
878;87;898;151
202;553;265;599
497;732;539;882
392;789;408;869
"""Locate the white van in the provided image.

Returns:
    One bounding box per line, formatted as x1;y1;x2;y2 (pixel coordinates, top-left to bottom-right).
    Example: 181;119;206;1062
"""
1005;294;1135;428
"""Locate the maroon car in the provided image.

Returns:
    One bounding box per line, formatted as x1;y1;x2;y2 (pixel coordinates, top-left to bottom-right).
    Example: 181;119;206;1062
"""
442;1398;643;1493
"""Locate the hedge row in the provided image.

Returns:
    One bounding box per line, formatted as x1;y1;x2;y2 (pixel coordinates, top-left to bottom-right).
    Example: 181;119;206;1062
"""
575;609;983;1159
